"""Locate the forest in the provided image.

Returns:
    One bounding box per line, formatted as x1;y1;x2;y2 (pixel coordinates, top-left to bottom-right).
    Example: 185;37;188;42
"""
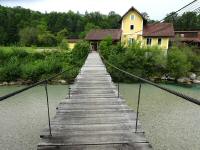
0;5;199;46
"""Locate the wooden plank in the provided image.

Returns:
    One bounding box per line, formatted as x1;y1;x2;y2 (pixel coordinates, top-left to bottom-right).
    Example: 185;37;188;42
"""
38;143;152;150
38;133;148;145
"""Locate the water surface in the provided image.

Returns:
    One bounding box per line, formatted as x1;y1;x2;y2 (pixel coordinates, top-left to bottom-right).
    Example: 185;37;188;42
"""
0;84;199;150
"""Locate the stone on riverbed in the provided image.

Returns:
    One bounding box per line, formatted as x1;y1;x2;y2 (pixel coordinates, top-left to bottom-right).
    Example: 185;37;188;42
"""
58;79;67;84
193;80;200;84
177;77;192;84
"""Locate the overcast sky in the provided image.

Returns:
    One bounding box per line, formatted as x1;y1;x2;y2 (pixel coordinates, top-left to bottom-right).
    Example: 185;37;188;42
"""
0;0;197;20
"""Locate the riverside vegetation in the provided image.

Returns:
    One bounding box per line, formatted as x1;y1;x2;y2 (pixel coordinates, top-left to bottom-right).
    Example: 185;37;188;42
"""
0;41;90;84
99;37;200;83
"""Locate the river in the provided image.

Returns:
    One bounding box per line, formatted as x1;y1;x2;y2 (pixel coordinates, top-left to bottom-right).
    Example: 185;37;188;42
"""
0;84;199;150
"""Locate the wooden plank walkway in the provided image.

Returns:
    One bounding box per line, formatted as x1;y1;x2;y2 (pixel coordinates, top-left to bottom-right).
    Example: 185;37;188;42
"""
38;51;152;150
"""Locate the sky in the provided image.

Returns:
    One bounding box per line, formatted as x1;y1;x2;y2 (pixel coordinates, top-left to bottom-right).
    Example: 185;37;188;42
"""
0;0;197;20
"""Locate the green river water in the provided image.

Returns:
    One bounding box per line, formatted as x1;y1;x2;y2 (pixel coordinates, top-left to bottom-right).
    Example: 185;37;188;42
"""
0;84;199;150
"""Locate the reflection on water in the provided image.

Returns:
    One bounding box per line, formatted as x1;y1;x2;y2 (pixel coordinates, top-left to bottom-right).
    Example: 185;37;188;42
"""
0;84;199;150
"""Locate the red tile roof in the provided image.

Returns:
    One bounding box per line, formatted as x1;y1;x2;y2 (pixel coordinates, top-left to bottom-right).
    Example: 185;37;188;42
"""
143;23;174;37
85;29;122;41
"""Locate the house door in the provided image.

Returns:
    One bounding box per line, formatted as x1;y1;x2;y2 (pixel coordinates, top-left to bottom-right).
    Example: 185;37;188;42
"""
91;42;98;51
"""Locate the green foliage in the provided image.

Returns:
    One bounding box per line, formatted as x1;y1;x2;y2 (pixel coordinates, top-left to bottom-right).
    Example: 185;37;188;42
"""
79;23;100;38
59;39;69;50
19;27;39;46
56;28;69;43
165;12;200;30
0;57;21;81
71;40;90;66
0;5;121;45
99;38;198;82
99;36;113;59
38;32;57;46
167;47;191;79
0;46;89;82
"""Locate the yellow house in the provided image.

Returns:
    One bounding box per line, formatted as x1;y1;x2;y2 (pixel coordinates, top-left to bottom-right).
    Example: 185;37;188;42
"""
67;39;80;49
120;7;174;50
86;7;174;50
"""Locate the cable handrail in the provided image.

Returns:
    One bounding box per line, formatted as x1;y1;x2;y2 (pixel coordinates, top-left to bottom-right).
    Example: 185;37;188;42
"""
100;54;200;106
0;67;73;101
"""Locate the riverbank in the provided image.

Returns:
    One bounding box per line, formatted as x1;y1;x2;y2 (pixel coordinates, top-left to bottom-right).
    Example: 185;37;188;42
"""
1;78;200;87
0;41;89;83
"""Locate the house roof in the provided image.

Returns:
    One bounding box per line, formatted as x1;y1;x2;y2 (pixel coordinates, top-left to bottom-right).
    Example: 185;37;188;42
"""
85;29;122;41
67;39;80;43
143;23;174;37
120;6;146;22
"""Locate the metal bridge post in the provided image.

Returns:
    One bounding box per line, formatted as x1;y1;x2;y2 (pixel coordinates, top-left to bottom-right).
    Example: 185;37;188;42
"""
44;81;52;137
68;85;71;99
118;82;120;98
135;83;142;133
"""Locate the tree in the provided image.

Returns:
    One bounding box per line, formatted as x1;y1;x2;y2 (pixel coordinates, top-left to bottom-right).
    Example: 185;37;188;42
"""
164;11;200;30
59;39;69;50
141;12;150;21
38;31;57;46
167;48;191;79
79;23;100;38
57;28;69;43
19;27;39;46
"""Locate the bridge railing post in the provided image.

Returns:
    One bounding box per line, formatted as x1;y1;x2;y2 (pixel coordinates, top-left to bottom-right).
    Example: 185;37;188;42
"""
44;80;52;137
68;85;71;99
118;82;120;98
135;83;142;133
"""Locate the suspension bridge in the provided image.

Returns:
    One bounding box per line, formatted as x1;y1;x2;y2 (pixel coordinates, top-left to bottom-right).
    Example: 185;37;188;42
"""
1;51;199;150
37;51;152;149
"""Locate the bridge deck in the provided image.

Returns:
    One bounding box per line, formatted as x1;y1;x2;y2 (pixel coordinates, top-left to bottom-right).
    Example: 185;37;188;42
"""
38;51;152;150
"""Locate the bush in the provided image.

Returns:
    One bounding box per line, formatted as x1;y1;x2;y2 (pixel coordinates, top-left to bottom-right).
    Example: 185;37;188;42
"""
0;46;87;83
0;57;21;81
99;38;198;82
99;36;113;59
19;27;39;46
71;40;90;65
167;47;192;79
56;28;69;43
38;32;57;47
59;39;69;50
21;61;46;82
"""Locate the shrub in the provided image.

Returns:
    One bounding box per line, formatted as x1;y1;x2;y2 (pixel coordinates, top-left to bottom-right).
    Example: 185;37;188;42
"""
167;47;192;79
19;27;39;46
61;67;79;83
99;36;113;59
0;57;21;81
38;32;57;47
59;39;69;50
21;61;46;82
11;47;29;58
56;28;69;43
71;40;90;65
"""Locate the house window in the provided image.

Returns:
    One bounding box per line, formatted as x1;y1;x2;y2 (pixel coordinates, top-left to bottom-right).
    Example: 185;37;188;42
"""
128;38;134;45
146;38;152;45
130;25;134;30
130;15;135;20
158;38;162;45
